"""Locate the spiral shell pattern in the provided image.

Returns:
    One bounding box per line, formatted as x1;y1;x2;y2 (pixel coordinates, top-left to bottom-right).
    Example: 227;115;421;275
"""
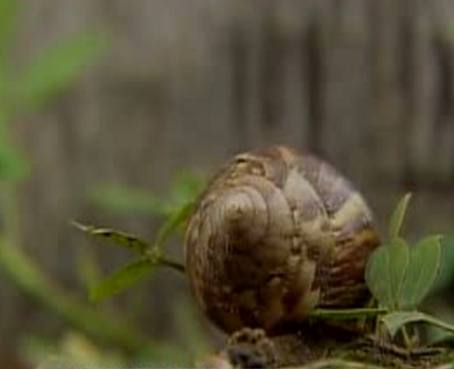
185;146;380;333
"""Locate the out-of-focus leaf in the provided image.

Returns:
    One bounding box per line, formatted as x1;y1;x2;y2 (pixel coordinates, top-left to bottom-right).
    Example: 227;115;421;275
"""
89;185;171;216
170;172;205;205
400;235;442;309
388;193;412;240
365;238;409;310
89;172;204;217
90;258;154;303
135;342;191;368
0;0;18;104
381;311;454;338
21;332;127;369
76;247;102;292
0;138;28;180
153;201;194;250
0;0;18;58
72;221;150;255
15;31;107;110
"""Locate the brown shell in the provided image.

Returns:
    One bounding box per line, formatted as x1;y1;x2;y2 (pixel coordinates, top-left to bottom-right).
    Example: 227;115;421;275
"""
185;146;380;333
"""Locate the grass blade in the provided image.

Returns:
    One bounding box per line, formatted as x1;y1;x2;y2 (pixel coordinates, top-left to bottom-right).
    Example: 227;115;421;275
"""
388;193;412;240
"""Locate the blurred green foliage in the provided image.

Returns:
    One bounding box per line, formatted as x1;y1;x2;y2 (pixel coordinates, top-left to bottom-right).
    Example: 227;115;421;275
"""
79;172;205;302
0;1;211;362
76;171;211;366
89;172;205;217
0;0;107;181
21;332;127;369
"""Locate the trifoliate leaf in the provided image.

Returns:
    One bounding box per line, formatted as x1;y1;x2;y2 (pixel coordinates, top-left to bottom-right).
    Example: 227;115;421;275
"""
365;238;409;309
400;235;442;309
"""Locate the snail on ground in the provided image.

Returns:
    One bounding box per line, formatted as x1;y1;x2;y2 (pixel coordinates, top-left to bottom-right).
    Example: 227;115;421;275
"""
185;146;380;334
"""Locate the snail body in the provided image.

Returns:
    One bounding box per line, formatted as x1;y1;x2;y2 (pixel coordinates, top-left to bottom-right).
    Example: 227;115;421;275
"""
185;146;380;333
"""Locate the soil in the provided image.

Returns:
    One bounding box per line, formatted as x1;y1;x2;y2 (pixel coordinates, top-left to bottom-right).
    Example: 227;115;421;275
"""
211;325;454;369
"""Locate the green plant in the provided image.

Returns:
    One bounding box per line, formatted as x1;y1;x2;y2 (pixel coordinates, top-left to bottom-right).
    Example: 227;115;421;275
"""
0;0;157;363
74;174;204;302
364;194;454;343
79;190;454;348
311;194;454;350
73;174;210;364
0;0;106;183
0;6;205;364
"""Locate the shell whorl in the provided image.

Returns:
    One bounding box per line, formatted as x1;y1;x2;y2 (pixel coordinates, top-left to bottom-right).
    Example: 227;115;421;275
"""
185;146;380;333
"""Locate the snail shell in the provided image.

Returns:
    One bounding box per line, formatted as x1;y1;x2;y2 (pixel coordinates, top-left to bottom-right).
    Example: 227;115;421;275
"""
185;146;380;333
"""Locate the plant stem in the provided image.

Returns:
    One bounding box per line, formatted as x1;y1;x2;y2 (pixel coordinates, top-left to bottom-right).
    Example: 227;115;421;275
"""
159;256;186;273
310;307;387;320
152;201;194;251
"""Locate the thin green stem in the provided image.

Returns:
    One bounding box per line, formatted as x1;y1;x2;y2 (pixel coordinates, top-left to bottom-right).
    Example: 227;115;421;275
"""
310;307;387;320
159;256;185;273
146;247;185;274
152;201;193;251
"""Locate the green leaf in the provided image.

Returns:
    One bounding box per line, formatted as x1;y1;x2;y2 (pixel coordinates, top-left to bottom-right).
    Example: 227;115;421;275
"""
170;172;205;205
15;31;107;110
0;0;18;58
388;193;412;240
381;311;454;338
90;258;154;302
152;201;194;250
365;238;409;309
0;138;29;180
432;235;454;292
400;235;442;309
72;221;150;255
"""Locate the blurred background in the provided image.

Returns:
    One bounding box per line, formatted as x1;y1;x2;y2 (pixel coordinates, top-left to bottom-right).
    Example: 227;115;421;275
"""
1;0;454;367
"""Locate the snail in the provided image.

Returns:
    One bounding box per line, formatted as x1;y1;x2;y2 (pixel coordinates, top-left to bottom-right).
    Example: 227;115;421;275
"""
184;146;380;334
